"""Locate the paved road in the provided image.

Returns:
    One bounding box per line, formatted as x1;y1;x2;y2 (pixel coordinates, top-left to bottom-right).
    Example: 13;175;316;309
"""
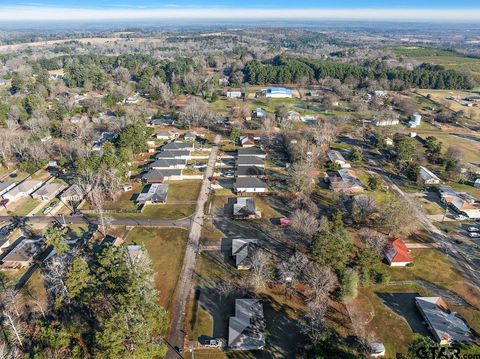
165;134;221;358
367;162;480;288
0;215;191;229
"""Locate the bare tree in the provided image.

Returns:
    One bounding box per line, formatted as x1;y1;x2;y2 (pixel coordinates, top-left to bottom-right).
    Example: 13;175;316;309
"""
290;209;319;242
351;195;377;225
304;263;337;309
149;76;173;107
182;97;212;128
358;228;389;255
287;160;315;193
278;251;310;285
288;192;319;216
261;114;275;141
249;249;272;290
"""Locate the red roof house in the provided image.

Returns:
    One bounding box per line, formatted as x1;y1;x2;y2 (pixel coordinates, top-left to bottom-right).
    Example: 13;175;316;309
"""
384;238;412;266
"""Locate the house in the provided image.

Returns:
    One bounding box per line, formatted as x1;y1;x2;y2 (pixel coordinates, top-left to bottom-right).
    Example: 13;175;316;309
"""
369;343;386;358
474;179;480;188
233;197;259;219
373;90;387;97
237;147;267;159
408;113;422;128
327;150;351;169
232;239;258;269
183;132;197;141
264;87;292;98
236;166;265;178
239;135;255;147
374;118;400;127
1;238;45;269
136;184;169;205
465;95;480;102
236;156;265;168
3;180;44;202
141;169;183;183
101;235;124;247
326;169;365;194
227;91;242;98
439;186;480;219
415;297;473;345
0;181;15;197
31;182;64;201
92;132;117;152
60;184;85;203
287;110;301;121
162;141;194;152
155;131;176;140
252;108;266;119
234;178;268;194
228;299;265;350
419;166;441;185
155;150;191;160
384;238;412;266
149;116;174;126
148;158;186;170
124;96;138;104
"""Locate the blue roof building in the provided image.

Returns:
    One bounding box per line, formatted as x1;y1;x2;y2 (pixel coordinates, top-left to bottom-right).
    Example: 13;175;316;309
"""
265;87;292;98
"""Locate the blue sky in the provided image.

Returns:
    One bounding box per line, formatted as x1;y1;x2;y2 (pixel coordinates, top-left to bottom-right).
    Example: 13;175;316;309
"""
6;0;480;9
1;0;480;21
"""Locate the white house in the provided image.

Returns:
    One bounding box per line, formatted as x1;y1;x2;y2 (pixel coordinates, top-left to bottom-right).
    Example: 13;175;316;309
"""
3;180;44;202
0;181;16;197
419;166;441;185
234;178;268;194
263;87;292;98
384;238;412;267
227;91;242;98
327;150;351;169
32;182;64;201
474;179;480;188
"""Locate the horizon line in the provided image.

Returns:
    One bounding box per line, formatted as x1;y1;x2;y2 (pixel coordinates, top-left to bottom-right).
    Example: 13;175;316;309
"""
1;6;480;22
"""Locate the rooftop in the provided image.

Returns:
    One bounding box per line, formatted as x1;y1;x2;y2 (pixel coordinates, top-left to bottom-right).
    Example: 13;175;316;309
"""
237;147;267;156
228;299;265;350
233;197;256;216
237;156;265;166
232;238;257;268
136;183;169;203
235;177;268;189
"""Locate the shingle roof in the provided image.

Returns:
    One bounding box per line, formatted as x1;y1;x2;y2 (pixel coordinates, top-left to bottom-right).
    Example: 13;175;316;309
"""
235;177;268;189
385;238;412;263
141;169;182;180
162;142;192;151
228;299;265;350
237;147;266;156
236;156;265;166
236;166;265;177
232;238;257;267
233;197;256;216
148;158;185;168
155;150;190;159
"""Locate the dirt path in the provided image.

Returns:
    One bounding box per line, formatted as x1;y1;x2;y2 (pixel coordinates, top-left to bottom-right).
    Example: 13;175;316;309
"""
165;134;221;358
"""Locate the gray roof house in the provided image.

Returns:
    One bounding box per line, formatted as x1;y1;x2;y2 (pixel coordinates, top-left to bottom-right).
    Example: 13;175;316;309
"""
415;297;473;345
0;181;15;197
234;178;268;194
148;158;186;170
1;237;45;269
236;166;265;178
183;132;197;141
233;197;257;218
3;180;44;202
155;150;191;160
32;182;64;201
327;150;351;169
228;299;265;350
60;184;85;203
162;141;194;152
141;169;183;183
232;238;258;269
237;147;267;159
236;156;265;167
419;166;441;185
136;184;169;205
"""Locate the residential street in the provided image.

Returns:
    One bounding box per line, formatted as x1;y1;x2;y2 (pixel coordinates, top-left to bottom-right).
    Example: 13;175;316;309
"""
368;161;480;288
165;134;221;358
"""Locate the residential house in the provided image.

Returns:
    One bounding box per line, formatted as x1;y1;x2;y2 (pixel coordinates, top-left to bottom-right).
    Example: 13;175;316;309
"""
3;180;44;202
374;118;400;127
183;132;197;141
155;131;176;140
326;169;365;194
232;239;258;269
124;96;138;104
234;178;268;194
373;90;387;97
236;166;265;178
155;150;191;160
415;297;473;345
237;147;267;159
1;238;45;269
384;238;412;266
60;184;85;203
0;181;15;197
236;156;265;168
162;141;194;152
148;158;186;170
233;197;259;219
32;182;64;201
239;135;255;147
136;184;169;205
474;179;480;188
419;166;441;185
228;299;265;350
439;186;480;219
465;95;480;102
408;113;422;128
369;343;386;358
92;132;117;152
227;90;242;98
252;108;266;119
327;150;351;169
149;116;174;126
141;169;183;183
263;87;292;98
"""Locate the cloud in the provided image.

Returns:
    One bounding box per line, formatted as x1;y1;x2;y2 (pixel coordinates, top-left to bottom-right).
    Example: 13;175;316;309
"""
0;6;480;21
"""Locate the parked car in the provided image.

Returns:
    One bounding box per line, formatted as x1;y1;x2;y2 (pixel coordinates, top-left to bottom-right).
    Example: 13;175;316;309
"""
0;198;9;207
468;232;480;238
43;200;59;214
467;226;479;232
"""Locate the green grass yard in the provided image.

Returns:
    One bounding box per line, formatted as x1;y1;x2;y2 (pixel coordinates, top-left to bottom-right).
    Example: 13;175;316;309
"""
125;227;188;311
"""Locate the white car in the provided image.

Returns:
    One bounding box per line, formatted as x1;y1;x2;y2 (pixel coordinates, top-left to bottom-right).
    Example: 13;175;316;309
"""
468;232;480;238
467;226;479;232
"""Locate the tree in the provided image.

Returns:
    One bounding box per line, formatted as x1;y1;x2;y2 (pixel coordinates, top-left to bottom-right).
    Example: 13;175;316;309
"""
405;161;420;182
149;76;173;107
351;195;377;225
424;136;442;163
288;160;315;193
393;134;420;168
182;97;212;128
350;147;363;163
444;147;463;181
229;126;240;147
249;249;273;290
290;209;319;243
358;228;388;254
340;268;359;299
355;246;381;285
406;335;440;359
367;174;381;191
44;226;69;254
288;192;319;217
374;194;416;235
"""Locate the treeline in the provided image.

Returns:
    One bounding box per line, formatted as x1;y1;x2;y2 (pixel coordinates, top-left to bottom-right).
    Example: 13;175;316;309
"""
244;55;474;90
37;53;200;93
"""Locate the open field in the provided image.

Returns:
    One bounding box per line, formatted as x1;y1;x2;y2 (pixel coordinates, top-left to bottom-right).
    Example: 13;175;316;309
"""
126;227;188;311
9;197;41;216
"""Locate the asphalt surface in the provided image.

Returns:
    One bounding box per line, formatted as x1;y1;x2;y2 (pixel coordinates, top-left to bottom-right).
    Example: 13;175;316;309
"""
165;134;221;359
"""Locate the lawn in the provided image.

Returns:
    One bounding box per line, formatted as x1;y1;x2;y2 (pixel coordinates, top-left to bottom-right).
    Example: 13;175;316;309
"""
165;180;202;202
125;227;188;311
112;203;196;220
10;197;41;216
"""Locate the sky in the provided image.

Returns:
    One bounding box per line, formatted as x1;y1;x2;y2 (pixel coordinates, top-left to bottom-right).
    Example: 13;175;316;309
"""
1;0;480;22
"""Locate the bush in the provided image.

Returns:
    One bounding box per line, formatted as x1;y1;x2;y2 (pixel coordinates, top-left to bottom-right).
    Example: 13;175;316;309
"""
376;271;391;284
340;268;359;299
